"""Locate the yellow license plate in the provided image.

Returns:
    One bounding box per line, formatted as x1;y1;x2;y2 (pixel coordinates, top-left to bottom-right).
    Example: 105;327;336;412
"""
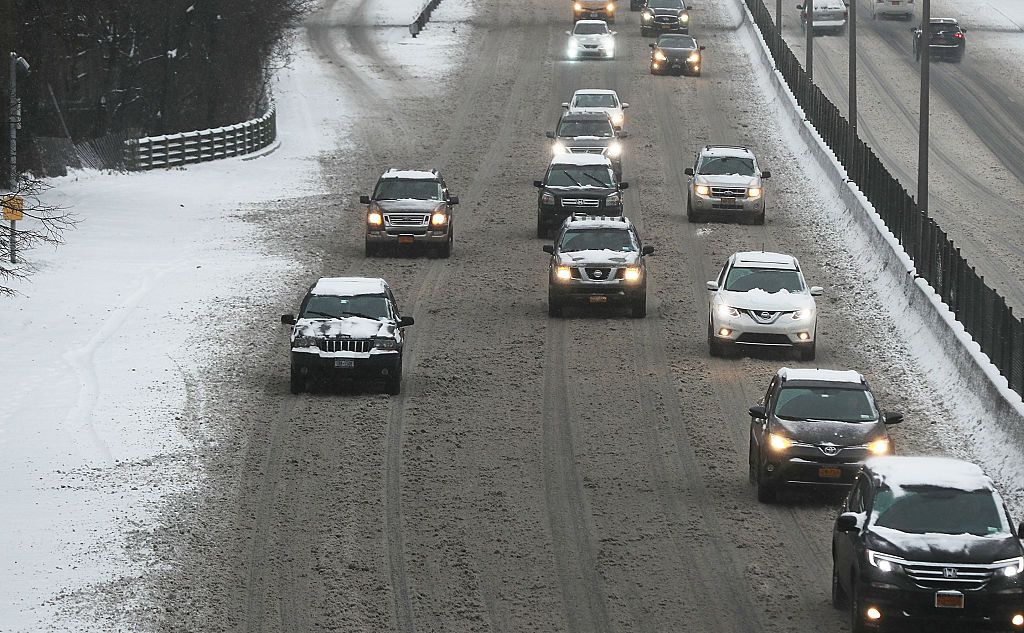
398;236;415;244
588;295;608;303
935;592;964;609
818;467;842;478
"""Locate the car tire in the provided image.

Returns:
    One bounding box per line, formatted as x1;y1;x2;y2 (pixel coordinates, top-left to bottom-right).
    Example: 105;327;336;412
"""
799;341;816;362
708;322;726;357
548;293;564;318
750;210;766;225
755;455;776;503
687;197;703;223
831;561;848;609
630;296;647;318
365;242;377;257
384;362;403;395
641;27;650;37
954;51;964;63
850;582;868;633
747;440;757;484
438;236;453;259
537;214;547;239
289;367;303;394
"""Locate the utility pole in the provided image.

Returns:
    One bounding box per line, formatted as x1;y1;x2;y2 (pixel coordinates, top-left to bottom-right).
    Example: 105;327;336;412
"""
805;0;814;80
7;52;28;264
917;0;930;214
848;0;857;150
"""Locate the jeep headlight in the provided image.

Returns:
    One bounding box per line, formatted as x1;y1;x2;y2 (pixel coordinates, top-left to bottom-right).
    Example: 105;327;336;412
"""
694;184;711;196
541;191;555;205
747;186;763;199
679;11;689;22
606;141;622;158
552;141;567;154
374;338;399;351
997;557;1024;578
292;334;318;348
367;211;383;226
654;50;668;61
556;266;573;281
642;11;653;21
717;305;740;318
623;267;642;282
605;191;621;206
866;438;891;455
687;51;700;62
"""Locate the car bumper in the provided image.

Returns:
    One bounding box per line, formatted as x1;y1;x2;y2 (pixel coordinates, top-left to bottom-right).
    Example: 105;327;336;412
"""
550;279;645;303
811;19;847;28
765;457;862;487
291;349;401;378
645;21;689;32
539;203;624;227
366;227;450;246
651;58;699;73
859;584;1024;631
574;8;613;20
691;193;765;217
569;45;615;58
711;313;815;346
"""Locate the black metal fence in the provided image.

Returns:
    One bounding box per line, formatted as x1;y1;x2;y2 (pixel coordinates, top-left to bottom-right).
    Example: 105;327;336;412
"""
744;0;1024;398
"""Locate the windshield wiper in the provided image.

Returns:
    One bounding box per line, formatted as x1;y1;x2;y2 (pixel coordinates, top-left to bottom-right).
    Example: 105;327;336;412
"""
581;172;609;187
560;170;583;187
338;311;380;320
304;310;340;319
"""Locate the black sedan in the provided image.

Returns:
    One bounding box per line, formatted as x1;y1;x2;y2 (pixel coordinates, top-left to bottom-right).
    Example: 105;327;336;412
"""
912;18;966;62
649;34;704;76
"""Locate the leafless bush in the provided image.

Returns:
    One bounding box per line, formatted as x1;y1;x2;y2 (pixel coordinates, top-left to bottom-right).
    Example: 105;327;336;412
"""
0;176;76;295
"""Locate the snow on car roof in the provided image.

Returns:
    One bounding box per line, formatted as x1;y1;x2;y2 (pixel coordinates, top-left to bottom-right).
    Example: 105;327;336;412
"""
564;215;632;229
865;456;994;492
549;152;613;167
574;89;617;95
382;169;438;180
778;367;864;384
734;251;798;269
575;19;608;25
702;145;754;158
311;277;388;296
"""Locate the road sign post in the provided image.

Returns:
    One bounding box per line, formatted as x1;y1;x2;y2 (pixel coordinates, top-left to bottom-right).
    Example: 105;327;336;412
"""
2;195;22;264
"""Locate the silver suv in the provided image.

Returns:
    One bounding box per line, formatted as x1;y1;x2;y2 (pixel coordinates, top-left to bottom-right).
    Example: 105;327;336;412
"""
685;145;771;224
361;169;459;258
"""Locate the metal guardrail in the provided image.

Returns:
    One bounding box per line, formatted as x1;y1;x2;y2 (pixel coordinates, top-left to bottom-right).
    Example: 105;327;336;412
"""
744;0;1024;398
123;107;276;171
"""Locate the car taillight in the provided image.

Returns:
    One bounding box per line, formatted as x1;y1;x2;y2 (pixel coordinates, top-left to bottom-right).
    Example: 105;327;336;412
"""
954;32;964;39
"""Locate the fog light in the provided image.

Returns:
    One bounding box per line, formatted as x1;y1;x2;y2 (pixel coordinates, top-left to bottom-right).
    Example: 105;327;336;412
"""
1013;614;1024;627
718;327;730;337
866;607;882;621
797;332;810;341
652;62;660;69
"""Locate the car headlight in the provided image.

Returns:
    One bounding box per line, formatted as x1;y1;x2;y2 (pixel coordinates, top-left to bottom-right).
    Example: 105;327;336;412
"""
555;266;573;281
866;438;891;455
623;267;642;282
694;184;711;196
679;12;689;22
791;308;814;320
431;212;448;226
642;11;653;21
552;141;567;154
687;52;700;63
374;338;399;351
605;191;621;206
606;141;622;158
768;433;793;451
867;550;904;573
996;557;1024;578
747;186;762;199
654;50;668;61
292;335;318;348
607;2;615;11
367;211;383;226
574;2;582;10
541;191;555;205
717;304;740;318
612;112;624;126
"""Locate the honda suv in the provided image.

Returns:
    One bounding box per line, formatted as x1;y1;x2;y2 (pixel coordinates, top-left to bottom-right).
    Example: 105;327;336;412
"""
543;215;654;318
747;368;903;503
833;457;1024;632
280;277;414;395
547;111;627;180
686;145;770;224
534;153;629;238
360;169;459;258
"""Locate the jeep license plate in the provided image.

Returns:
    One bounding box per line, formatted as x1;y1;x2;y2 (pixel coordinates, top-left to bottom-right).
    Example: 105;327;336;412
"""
935;592;964;609
398;235;415;244
818;467;842;478
334;359;355;368
589;295;609;303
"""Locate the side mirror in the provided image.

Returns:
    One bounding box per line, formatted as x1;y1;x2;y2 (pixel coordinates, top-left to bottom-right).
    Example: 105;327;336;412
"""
281;314;296;325
611;31;617;35
561;102;570;108
649;42;656;48
706;280;719;291
836;512;862;533
809;286;823;296
359;195;371;204
883;411;904;425
566;30;572;35
684;167;694;176
622;103;630;109
617;130;630;139
545;131;555;139
795;3;803;9
761;170;772;179
619;182;629;190
961;28;968;33
398;316;415;327
449;195;460;205
642;245;655;256
699;45;706;51
534;180;544;188
543;245;555;254
748;405;767;419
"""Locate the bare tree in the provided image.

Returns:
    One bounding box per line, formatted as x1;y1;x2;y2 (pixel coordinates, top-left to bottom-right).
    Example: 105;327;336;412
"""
0;175;76;295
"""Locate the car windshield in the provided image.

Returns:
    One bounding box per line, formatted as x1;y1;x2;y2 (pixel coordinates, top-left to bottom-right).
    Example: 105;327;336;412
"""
301;294;390;320
697;155;757;176
872;487;1008;536
560;228;636;252
558;119;614;137
575;93;618;108
647;0;684;8
547;166;613;187
574;23;609;35
659;35;696;48
724;267;803;293
774;386;878;423
373;179;442;200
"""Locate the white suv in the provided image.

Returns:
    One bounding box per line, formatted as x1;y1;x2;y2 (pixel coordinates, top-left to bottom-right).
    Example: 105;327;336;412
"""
870;0;914;20
706;252;822;360
562;89;629;129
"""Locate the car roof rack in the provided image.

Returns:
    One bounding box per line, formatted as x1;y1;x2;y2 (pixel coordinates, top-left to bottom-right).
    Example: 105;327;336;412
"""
703;144;751;152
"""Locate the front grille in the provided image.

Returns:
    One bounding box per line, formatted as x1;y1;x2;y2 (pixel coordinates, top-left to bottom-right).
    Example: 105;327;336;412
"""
903;561;995;590
385;213;429;226
736;333;792;345
655;16;676;22
584;267;614;280
317;338;372;353
561;198;601;208
710;186;748;197
567;147;605;154
745;309;785;324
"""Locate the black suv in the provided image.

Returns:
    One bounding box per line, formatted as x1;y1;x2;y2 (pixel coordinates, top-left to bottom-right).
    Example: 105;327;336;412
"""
913;18;967;62
748;367;902;503
534;153;628;238
543;215;653;318
833;456;1024;632
360;168;459;258
640;0;691;36
546;111;626;180
280;277;414;394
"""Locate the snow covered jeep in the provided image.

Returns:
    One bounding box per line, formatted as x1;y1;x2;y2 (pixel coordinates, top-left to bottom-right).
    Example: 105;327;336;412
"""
280;277;414;395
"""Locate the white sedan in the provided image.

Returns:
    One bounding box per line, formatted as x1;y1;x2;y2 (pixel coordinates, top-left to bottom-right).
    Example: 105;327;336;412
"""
566;20;616;59
562;89;629;129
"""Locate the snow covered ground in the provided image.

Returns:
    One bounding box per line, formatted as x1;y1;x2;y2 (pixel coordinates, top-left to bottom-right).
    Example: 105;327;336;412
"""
1;2;476;628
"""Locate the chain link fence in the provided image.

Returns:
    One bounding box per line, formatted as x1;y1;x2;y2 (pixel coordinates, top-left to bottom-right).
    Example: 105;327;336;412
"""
745;0;1024;397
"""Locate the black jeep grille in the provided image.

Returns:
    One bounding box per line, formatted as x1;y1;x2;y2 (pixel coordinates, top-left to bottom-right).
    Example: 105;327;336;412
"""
317;338;372;353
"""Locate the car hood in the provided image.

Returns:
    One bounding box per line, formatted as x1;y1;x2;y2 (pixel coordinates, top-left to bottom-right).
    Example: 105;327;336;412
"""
865;526;1023;564
573;34;612;43
293;316;391;340
717;288;813;311
695;173;758;187
558;136;613;148
372;199;442;213
773;418;884;446
650;7;685;15
570;106;621;117
557;250;639;266
544;185;617;195
659;45;697;55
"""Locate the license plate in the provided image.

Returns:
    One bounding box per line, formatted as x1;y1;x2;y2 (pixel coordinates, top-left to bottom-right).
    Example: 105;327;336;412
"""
334;359;355;368
398;235;415;244
818;467;842;478
721;196;736;206
589;295;609;303
935;591;964;609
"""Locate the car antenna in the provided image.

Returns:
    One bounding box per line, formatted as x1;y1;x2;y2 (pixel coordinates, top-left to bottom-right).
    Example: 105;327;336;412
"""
761;242;765;252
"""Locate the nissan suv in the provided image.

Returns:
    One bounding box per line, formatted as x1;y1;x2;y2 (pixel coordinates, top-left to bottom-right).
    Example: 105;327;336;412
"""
685;145;770;224
747;368;903;503
833;457;1024;632
534;153;628;238
280;277;414;395
547;111;627;180
543;215;654;318
360;169;459;258
706;251;822;360
640;0;692;36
